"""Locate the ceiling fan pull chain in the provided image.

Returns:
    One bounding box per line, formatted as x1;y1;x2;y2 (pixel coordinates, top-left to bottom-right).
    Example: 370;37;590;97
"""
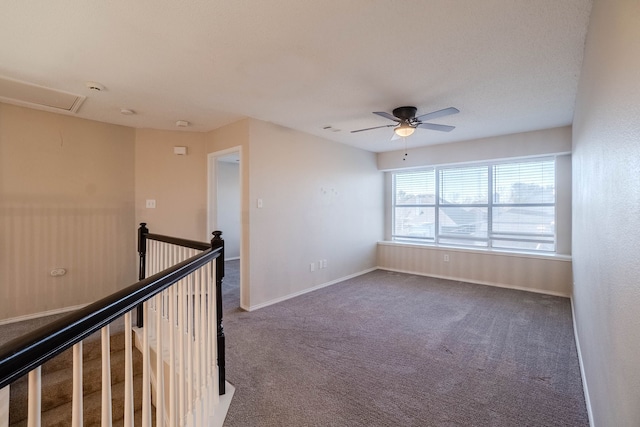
403;137;408;161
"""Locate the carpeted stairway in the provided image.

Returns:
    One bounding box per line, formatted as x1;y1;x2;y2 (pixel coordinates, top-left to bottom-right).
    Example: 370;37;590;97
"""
8;329;150;426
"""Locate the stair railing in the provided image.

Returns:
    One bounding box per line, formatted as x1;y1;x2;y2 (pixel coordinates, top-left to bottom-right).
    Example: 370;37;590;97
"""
136;223;226;426
0;225;225;427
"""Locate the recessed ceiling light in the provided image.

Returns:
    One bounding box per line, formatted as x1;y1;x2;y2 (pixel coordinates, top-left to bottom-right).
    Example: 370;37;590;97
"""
176;120;190;127
120;108;135;115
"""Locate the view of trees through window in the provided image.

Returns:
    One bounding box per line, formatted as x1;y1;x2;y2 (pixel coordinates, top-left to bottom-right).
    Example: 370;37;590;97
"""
393;158;556;252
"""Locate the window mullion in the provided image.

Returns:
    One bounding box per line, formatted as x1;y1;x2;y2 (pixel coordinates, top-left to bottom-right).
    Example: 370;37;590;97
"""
488;165;493;249
435;167;440;245
391;173;396;241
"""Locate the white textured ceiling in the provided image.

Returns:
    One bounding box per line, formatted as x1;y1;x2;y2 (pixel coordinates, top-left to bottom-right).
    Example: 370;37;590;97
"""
0;1;592;152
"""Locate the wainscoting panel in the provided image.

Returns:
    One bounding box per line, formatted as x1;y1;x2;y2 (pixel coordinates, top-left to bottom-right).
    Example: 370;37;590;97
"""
377;242;572;296
0;200;135;320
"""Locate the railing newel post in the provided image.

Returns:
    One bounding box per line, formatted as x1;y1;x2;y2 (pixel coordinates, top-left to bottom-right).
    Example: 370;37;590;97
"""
136;223;149;327
211;230;226;395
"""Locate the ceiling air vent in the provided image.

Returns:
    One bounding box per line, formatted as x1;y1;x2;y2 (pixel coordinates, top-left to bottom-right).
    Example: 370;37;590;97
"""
0;76;86;113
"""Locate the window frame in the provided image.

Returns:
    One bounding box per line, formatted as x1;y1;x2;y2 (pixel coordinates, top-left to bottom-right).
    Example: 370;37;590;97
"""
391;156;557;253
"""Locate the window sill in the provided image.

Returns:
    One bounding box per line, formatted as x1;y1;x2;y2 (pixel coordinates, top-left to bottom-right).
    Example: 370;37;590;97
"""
378;240;572;262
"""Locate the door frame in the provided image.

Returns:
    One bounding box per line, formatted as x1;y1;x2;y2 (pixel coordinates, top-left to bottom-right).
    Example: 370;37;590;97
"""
207;146;245;309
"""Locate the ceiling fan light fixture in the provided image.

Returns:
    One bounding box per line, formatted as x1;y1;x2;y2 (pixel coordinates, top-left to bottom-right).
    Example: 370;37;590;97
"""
394;122;415;137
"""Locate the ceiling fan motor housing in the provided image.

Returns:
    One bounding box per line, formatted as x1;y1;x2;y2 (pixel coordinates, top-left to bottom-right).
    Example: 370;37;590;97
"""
393;106;418;121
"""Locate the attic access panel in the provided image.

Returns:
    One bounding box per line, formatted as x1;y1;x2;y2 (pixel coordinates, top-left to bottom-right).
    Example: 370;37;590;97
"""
0;76;85;113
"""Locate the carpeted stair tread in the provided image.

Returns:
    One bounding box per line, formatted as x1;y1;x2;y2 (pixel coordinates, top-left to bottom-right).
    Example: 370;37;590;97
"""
9;372;144;427
9;345;142;424
9;329;144;426
112;406;157;427
41;331;127;375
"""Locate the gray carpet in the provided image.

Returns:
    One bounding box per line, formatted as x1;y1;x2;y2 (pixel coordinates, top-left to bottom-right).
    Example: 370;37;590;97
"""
221;261;588;426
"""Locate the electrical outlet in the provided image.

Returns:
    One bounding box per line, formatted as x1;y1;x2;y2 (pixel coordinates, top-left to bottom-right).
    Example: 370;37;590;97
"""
146;199;156;208
310;262;315;272
444;254;450;262
322;259;327;268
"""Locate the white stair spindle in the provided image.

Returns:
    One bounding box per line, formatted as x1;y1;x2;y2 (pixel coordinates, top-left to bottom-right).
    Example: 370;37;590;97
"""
162;240;167;267
27;367;41;427
199;267;207;422
209;262;220;407
157;240;162;272
71;342;83;427
178;278;186;425
142;301;152;427
124;312;134;427
203;264;211;415
193;269;202;424
186;274;194;425
0;385;9;427
208;264;214;416
156;292;164;427
168;286;177;427
206;264;212;381
149;240;155;276
155;240;161;273
101;325;112;427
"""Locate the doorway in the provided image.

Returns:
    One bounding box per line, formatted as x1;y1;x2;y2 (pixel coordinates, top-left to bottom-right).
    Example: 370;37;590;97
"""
208;147;243;310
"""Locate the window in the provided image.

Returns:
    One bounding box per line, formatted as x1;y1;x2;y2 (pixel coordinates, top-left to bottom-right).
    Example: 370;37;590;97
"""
392;157;556;252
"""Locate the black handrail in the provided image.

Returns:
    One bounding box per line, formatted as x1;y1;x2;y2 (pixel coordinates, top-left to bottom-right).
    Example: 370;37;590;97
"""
146;233;211;251
0;246;221;389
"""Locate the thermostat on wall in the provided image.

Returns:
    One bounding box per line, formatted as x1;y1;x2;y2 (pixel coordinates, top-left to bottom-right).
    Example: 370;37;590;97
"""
173;146;187;155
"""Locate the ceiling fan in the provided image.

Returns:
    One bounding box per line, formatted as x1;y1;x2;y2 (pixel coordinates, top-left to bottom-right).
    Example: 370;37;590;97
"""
351;106;459;139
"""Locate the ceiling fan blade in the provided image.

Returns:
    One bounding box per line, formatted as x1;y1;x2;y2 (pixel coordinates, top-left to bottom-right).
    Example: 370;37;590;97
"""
350;124;396;133
373;111;401;122
417;122;456;132
415;107;459;122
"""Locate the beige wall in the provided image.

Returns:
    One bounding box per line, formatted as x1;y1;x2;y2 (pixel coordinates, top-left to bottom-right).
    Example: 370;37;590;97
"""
206;119;251;307
140;119;383;311
378;242;572;296
378;126;572;171
0;103;136;320
572;0;640;425
246;119;383;309
134;129;208;241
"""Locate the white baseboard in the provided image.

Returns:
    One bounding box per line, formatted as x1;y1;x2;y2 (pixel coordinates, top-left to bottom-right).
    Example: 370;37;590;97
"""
0;304;88;326
212;382;236;427
247;267;378;311
570;297;594;427
377;266;570;298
